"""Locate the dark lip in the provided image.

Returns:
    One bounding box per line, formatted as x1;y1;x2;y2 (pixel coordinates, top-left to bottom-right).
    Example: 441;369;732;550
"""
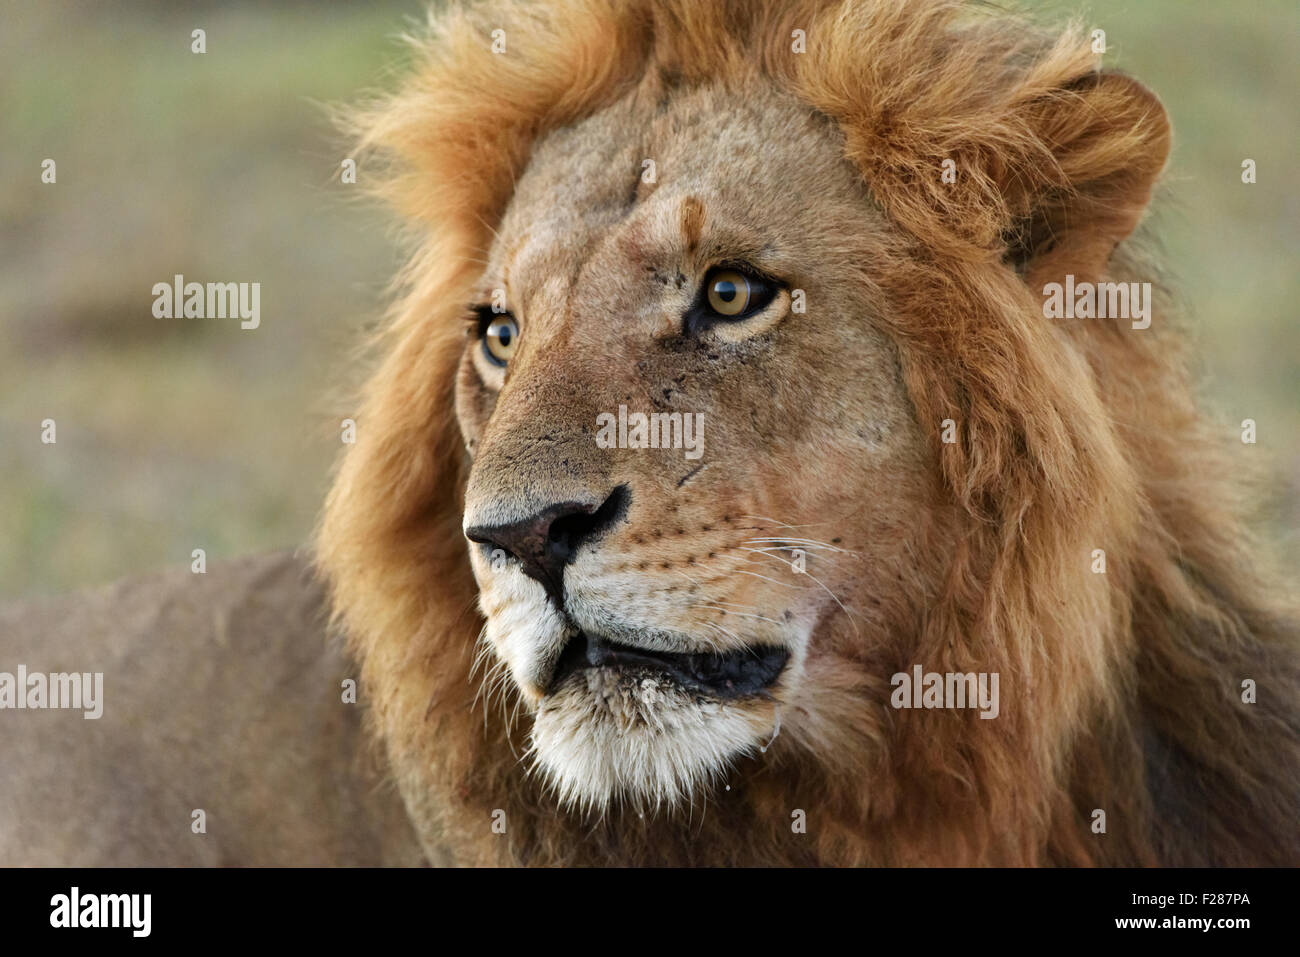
548;632;789;700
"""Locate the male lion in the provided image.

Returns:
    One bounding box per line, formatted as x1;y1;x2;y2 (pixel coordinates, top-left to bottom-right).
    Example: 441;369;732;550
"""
2;0;1295;869
315;0;1300;866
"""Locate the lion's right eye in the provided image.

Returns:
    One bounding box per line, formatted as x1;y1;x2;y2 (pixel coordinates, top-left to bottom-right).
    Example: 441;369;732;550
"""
482;314;518;366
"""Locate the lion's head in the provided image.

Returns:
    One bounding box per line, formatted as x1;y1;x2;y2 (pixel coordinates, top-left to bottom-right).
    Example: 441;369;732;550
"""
455;80;936;811
318;0;1299;866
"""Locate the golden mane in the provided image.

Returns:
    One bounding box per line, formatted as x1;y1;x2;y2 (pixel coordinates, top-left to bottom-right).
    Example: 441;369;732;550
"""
317;0;1300;865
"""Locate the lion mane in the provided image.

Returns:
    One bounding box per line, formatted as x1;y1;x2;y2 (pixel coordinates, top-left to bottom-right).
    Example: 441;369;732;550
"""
317;0;1300;865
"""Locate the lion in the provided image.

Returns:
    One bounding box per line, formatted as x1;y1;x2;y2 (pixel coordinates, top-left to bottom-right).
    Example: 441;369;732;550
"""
314;0;1300;866
0;552;425;866
3;0;1294;869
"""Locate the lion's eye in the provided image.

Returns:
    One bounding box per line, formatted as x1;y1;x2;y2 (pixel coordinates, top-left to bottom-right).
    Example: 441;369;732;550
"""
482;314;518;366
706;269;751;316
696;266;778;327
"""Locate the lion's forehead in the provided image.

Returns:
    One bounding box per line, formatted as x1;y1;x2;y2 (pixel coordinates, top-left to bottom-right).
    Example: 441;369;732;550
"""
492;81;871;300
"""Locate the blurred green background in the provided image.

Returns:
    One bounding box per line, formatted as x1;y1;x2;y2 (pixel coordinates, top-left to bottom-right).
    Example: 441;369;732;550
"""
1;0;1296;598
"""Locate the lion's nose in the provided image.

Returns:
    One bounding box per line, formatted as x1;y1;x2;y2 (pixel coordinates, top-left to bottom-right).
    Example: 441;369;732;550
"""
465;485;629;598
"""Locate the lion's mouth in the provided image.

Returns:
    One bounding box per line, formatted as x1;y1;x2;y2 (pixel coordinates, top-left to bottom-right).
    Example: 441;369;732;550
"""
548;631;789;699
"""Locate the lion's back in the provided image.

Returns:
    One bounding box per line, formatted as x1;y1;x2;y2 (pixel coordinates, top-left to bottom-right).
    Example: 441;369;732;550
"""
0;552;424;866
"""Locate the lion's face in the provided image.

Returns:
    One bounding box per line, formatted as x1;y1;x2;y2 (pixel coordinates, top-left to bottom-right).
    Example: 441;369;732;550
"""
455;81;932;811
320;0;1235;866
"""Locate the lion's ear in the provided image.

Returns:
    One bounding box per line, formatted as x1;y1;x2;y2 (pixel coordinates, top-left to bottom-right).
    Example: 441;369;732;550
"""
1000;72;1171;284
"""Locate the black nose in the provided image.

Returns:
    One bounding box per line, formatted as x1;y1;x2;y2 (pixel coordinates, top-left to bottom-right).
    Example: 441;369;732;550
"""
465;485;629;599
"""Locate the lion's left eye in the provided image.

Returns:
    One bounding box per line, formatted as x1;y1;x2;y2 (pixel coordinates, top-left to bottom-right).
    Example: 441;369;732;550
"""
707;269;751;316
697;266;778;325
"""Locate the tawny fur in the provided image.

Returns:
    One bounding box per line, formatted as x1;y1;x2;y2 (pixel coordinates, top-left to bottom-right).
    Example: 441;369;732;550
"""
316;0;1300;866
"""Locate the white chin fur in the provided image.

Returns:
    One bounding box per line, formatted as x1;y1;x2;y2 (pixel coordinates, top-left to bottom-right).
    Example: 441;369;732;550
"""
530;666;772;814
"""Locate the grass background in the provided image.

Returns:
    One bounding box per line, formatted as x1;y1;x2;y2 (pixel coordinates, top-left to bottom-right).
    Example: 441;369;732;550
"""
1;0;1296;598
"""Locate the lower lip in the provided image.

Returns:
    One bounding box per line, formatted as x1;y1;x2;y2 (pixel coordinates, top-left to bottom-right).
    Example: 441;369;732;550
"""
549;632;789;699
